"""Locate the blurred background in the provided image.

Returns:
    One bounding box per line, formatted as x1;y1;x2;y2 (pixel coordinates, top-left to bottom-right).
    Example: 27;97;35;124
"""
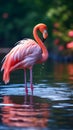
0;0;73;61
0;1;73;130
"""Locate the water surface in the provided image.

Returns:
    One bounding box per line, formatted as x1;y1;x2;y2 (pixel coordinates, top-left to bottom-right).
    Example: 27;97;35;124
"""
0;55;73;130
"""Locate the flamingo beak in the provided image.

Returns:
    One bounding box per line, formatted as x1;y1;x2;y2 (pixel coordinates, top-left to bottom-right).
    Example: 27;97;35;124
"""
42;37;46;42
43;30;48;42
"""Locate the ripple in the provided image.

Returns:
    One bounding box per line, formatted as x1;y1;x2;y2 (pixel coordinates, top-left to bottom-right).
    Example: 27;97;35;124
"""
53;103;73;108
0;103;14;107
0;126;49;130
54;82;68;87
0;83;72;102
0;82;73;130
34;86;72;101
0;95;50;129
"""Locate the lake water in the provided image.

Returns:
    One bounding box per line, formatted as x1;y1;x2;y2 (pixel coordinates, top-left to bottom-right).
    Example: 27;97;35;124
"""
0;54;73;130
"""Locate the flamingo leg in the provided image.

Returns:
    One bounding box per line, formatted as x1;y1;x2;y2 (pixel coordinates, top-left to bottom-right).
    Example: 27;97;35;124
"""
30;68;33;95
24;69;28;95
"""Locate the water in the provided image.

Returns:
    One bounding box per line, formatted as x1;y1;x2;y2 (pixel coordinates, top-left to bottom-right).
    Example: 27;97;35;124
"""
0;54;73;130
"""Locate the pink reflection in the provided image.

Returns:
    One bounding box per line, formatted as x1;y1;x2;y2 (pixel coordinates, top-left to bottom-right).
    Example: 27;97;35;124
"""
1;95;49;128
54;63;64;81
67;64;73;81
54;63;73;82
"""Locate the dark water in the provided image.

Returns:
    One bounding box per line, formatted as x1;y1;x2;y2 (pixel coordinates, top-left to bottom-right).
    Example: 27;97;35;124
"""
0;54;73;130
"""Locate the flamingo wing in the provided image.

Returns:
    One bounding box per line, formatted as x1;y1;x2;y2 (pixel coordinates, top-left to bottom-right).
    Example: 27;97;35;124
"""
1;39;42;84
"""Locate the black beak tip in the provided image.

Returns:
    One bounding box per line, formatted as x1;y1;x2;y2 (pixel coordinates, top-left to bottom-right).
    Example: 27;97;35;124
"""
42;38;46;42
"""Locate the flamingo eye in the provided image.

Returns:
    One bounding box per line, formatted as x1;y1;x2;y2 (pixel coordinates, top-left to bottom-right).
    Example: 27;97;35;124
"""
43;30;48;39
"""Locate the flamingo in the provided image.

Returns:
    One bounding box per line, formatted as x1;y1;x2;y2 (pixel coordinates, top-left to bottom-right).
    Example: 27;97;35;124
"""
1;23;49;94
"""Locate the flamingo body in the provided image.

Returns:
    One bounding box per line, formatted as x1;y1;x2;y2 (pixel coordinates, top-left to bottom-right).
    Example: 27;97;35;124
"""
2;39;42;83
1;23;48;94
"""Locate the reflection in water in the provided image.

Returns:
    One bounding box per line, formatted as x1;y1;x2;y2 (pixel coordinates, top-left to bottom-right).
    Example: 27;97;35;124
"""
54;63;73;83
67;63;73;81
54;63;64;81
1;95;49;128
0;55;73;130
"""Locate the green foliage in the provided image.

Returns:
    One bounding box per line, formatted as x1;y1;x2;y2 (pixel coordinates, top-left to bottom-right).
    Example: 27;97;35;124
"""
46;0;73;46
0;0;73;48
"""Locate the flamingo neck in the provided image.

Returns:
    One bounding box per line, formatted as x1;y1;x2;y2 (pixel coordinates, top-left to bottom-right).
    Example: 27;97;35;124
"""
33;26;48;62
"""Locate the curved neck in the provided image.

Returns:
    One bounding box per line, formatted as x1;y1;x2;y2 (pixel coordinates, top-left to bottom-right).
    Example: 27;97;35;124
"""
33;26;48;62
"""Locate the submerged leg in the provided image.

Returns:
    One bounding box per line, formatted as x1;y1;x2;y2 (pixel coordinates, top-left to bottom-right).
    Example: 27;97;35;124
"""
24;69;28;95
30;68;33;95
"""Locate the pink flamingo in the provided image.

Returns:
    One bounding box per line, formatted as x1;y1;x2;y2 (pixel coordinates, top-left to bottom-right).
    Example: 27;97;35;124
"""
1;23;48;94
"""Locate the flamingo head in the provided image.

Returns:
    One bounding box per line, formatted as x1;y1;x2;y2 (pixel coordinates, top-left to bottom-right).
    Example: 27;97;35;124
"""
38;23;48;40
33;23;48;42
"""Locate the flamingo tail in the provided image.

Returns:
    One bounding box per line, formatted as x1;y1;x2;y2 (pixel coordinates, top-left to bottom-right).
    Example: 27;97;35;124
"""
1;56;11;84
3;70;10;84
